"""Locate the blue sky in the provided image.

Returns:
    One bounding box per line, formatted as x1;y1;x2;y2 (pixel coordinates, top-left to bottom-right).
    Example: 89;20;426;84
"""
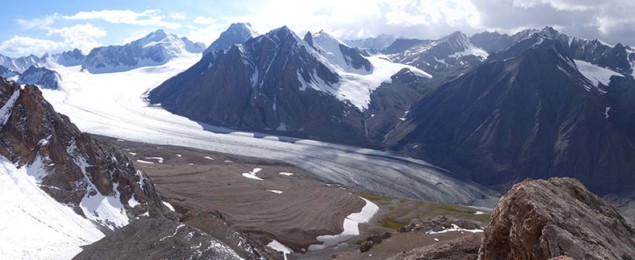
2;0;634;57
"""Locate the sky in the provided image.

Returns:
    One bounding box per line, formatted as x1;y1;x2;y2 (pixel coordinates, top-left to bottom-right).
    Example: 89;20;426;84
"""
1;0;634;57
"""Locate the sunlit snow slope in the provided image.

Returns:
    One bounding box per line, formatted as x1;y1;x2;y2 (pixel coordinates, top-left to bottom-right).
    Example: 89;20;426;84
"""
42;53;498;207
0;156;103;259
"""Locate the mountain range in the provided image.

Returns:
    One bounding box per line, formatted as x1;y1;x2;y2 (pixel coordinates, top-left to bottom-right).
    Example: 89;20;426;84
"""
2;21;635;258
148;25;635;198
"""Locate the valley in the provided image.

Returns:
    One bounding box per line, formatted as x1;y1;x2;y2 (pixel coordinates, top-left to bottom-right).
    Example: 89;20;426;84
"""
1;6;634;258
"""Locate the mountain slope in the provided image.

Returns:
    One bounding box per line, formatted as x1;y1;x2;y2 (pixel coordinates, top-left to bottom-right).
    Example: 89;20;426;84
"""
0;155;104;259
149;26;430;146
0;78;171;230
82;30;204;73
471;27;635;75
386;38;635;195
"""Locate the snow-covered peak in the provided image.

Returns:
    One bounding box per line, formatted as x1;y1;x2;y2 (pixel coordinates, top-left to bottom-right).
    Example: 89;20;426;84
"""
131;30;203;55
203;22;258;55
227;23;258;39
82;30;203;73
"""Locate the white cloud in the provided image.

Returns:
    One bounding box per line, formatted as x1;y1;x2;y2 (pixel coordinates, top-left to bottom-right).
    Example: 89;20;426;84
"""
16;14;59;29
169;12;187;20
63;9;182;29
186;24;223;45
193;16;216;24
0;23;107;57
47;24;107;52
0;36;65;57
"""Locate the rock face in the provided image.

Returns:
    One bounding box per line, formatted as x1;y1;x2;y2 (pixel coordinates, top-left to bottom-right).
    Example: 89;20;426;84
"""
0;77;170;230
478;177;635;260
16;65;62;90
74;218;248;260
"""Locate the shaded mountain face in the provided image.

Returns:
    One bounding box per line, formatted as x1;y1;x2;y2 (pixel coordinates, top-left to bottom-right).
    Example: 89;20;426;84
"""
203;22;258;56
0;65;19;78
0;78;171;230
386;38;635;196
82;30;204;73
17;65;62;90
149;26;430;146
479;178;635;259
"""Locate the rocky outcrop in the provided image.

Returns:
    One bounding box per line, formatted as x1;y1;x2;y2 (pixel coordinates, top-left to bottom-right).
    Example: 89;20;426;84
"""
74;218;260;260
478;177;635;260
0;78;171;229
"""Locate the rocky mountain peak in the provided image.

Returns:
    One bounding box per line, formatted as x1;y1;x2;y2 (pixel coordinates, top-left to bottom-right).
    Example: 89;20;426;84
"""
478;177;635;259
0;78;172;230
438;31;470;50
303;31;314;47
16;65;62;90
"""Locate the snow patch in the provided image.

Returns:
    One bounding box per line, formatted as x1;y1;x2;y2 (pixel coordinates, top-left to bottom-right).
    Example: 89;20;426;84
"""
162;201;175;212
0;156;104;259
605;107;611;119
449;45;488;60
242;168;263;181
136;159;155;164
267;239;292;260
308;197;379;251
145;156;164;163
574;59;622;89
425;224;483;234
474;211;485;215
204;156;214;160
128;196;140;208
68;142;130;230
278;172;294;176
176;153;182;157
0;89;20;128
267;190;283;194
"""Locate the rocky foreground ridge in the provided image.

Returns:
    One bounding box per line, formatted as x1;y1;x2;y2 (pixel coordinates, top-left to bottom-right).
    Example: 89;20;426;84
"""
479;177;635;260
